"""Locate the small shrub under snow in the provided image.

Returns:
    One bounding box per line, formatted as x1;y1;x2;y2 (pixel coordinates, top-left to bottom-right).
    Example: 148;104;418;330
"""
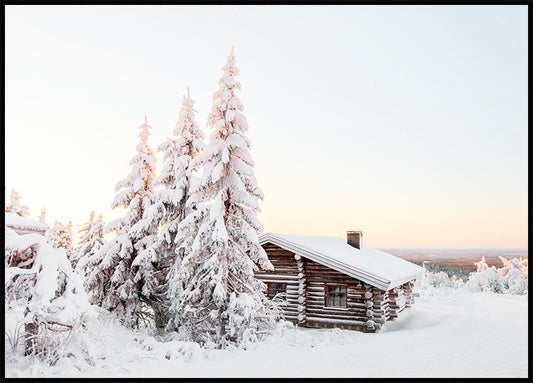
416;256;528;296
5;228;96;365
465;256;528;295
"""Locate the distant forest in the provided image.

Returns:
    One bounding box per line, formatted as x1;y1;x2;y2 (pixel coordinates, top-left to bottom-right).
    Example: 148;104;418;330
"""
409;260;471;281
384;248;528;281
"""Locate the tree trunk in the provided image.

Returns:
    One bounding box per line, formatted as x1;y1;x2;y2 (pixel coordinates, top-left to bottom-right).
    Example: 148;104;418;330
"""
153;308;168;329
24;321;38;356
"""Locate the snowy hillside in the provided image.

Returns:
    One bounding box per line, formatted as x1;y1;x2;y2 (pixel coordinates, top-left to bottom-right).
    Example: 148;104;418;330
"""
5;282;527;378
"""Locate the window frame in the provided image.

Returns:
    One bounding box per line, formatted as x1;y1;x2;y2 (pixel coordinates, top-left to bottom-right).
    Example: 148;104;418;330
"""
324;284;348;308
266;282;287;300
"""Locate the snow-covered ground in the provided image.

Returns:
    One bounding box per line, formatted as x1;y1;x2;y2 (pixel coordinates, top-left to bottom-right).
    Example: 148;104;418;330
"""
5;286;527;378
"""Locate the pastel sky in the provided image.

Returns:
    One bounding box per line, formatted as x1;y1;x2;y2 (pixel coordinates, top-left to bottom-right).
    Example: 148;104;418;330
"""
5;5;528;249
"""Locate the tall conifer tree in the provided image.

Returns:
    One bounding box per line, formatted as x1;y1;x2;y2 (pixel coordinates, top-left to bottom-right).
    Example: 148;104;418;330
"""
134;89;205;328
173;48;277;347
85;117;157;327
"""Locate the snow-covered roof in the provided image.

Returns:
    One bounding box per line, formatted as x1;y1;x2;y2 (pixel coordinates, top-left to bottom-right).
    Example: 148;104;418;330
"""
259;232;425;291
4;212;49;231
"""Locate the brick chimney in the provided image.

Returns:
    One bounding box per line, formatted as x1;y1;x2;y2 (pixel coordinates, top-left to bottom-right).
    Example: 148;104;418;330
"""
347;231;363;249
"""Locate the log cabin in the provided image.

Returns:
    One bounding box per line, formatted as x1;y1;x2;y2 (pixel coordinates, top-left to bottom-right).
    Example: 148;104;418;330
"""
257;231;425;333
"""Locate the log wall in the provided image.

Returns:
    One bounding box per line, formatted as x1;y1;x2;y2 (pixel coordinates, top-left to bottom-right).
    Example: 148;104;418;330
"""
256;244;301;323
304;257;373;332
388;281;415;319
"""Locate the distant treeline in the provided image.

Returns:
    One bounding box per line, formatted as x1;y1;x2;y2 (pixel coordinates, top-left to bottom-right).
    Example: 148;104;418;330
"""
385;248;528;259
411;260;472;281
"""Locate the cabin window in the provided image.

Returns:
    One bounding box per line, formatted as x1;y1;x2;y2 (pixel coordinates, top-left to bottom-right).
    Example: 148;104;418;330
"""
325;285;347;308
267;283;287;299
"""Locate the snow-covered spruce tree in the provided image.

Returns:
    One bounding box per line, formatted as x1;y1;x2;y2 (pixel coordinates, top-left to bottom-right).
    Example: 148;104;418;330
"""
132;88;205;329
173;48;278;348
46;220;74;260
73;211;106;275
5;228;96;363
5;189;30;217
38;208;47;224
71;211;94;269
84;117;158;328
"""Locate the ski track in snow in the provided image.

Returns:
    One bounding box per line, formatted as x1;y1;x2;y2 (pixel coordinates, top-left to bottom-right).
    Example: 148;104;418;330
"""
5;289;528;378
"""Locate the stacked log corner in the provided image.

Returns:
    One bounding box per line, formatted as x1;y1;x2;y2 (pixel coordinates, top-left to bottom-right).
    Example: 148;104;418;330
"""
294;254;307;326
389;284;408;319
371;287;390;330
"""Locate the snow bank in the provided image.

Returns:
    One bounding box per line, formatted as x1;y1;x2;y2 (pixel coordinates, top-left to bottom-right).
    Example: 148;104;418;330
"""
5;289;527;378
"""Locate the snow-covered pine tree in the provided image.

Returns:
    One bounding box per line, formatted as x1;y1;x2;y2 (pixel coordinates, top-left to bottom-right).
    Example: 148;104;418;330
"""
71;211;95;269
5;189;30;217
173;48;277;348
84;116;158;328
72;211;106;275
46;220;74;260
132;88;205;329
38;208;47;224
66;221;73;243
